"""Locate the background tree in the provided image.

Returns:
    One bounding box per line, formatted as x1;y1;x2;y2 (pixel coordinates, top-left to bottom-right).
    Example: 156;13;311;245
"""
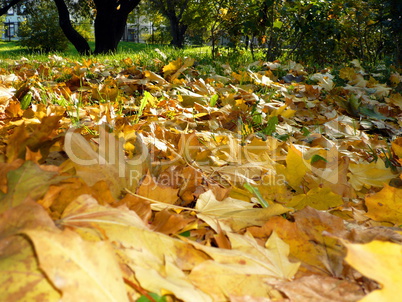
147;0;189;48
18;0;70;52
146;0;208;48
0;0;141;54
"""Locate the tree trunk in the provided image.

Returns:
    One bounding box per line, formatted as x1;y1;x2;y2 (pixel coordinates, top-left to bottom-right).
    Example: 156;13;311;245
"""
93;0;140;54
168;16;187;48
53;0;91;55
1;0;141;55
150;0;189;49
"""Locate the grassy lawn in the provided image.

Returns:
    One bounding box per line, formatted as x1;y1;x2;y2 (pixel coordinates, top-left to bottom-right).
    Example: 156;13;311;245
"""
0;40;209;58
0;40;263;74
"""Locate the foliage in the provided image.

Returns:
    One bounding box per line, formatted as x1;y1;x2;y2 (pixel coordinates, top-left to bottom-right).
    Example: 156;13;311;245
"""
136;0;401;66
18;0;69;52
73;20;94;41
0;52;401;300
142;26;171;44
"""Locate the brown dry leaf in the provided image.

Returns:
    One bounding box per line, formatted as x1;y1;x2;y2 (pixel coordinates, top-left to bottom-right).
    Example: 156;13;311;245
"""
63;125;148;198
163;57;195;81
345;240;402;302
114;192;152;222
0;159;24;193
249;207;346;276
273;275;365;302
391;137;402;158
386;93;402;109
5;123;30;162
346;226;402;244
151;209;195;235
137;172;179;205
0;236;61;301
6;116;62;162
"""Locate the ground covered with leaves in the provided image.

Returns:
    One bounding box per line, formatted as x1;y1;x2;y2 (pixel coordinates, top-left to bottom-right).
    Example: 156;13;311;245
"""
0;54;402;301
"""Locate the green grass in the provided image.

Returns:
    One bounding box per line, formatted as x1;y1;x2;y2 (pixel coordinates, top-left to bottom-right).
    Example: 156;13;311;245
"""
0;40;266;74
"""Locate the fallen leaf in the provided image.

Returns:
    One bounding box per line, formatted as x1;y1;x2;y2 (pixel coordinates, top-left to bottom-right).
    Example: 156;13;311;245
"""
249;207;346;276
345;240;402;302
187;231;299;300
0;202;61;301
273;275;365;302
137;172;179;205
365;185;402;225
287;187;344;210
23;228;129;302
196;190;291;231
348;160;395;191
0;161;66;214
279;144;311;191
63;125;148;198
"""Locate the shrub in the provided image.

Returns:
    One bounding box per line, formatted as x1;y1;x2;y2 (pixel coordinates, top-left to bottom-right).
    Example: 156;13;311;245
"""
18;1;69;52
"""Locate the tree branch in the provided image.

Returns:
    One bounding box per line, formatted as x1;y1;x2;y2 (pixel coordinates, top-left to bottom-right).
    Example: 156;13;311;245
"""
53;0;91;55
0;0;24;16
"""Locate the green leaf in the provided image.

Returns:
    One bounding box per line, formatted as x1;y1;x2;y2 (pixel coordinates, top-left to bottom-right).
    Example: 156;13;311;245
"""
310;154;327;164
137;293;167;302
179;230;191;237
301;126;310;136
20;92;32;110
243;183;269;208
262;116;278;136
273;19;283;29
209;94;219;106
359;106;389;120
348;94;361;115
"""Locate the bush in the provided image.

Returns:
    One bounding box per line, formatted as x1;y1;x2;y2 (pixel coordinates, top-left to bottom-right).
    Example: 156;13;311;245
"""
18;1;69;52
142;26;171;44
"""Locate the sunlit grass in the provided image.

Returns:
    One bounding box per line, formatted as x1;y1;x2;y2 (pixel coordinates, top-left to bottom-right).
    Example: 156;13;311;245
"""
0;40;267;74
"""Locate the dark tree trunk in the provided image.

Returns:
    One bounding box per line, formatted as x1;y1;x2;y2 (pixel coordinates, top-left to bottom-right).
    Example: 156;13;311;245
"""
151;0;189;49
168;15;187;48
1;0;140;55
391;0;402;66
53;0;91;55
93;0;140;54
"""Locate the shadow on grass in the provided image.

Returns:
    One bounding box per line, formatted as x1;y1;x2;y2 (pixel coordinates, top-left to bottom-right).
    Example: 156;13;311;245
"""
0;40;169;59
0;41;29;58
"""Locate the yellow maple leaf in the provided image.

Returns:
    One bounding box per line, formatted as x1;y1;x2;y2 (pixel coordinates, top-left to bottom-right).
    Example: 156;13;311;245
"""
386;93;402;110
287;187;343;210
23;228;129;302
188;231;300;300
279;144;311;191
163;57;194;81
196;190;290;231
0;202;61;300
392;137;402;158
339;67;357;81
345;241;402;302
365;184;402;225
348;160;395;191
